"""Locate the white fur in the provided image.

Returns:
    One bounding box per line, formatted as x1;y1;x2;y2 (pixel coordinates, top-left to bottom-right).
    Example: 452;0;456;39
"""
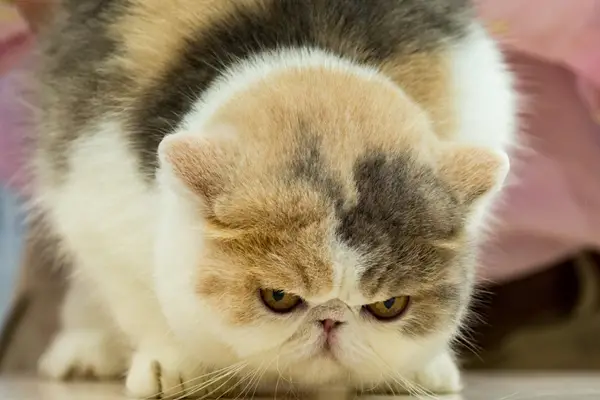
182;47;395;133
38;24;516;398
450;24;518;234
452;25;517;150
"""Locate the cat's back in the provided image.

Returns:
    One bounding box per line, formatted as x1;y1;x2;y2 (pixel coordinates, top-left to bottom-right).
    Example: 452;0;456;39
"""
37;0;478;181
35;0;515;229
32;0;516;288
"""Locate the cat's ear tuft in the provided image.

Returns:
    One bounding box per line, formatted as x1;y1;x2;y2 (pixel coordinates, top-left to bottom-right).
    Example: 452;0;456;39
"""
158;132;233;202
438;146;509;204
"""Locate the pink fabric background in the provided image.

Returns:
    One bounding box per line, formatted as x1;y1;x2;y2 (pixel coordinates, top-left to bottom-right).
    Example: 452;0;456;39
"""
475;0;600;281
0;5;31;191
1;2;600;283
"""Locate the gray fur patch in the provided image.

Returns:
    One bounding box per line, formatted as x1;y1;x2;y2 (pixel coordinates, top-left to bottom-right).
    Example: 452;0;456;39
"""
335;152;472;336
37;0;127;180
290;143;470;335
338;152;464;292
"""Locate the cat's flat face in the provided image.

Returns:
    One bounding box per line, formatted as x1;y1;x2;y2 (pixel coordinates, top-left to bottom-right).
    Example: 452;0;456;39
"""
153;64;504;387
188;174;469;387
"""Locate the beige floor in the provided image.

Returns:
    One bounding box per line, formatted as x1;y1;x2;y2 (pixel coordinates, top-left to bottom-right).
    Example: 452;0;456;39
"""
1;374;600;399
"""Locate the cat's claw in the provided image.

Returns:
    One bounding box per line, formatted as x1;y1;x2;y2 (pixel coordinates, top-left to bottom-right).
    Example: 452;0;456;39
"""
38;330;127;380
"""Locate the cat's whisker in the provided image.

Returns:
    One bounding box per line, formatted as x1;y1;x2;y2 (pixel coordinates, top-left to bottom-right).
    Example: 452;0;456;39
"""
237;369;261;400
189;363;249;400
352;337;434;399
232;361;266;400
171;363;248;400
203;363;261;400
184;362;248;385
143;361;247;400
194;373;242;400
274;361;282;400
383;366;434;399
249;361;273;400
453;333;482;360
384;381;398;397
248;358;277;400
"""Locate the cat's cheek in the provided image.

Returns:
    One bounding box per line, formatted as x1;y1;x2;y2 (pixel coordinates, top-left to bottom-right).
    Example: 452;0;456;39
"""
154;274;225;356
340;321;451;385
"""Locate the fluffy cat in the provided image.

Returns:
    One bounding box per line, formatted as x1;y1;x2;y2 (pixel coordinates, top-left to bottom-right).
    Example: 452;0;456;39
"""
34;0;517;398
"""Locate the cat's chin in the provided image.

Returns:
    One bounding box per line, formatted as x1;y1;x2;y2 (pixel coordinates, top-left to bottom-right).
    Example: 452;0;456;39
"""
282;353;349;387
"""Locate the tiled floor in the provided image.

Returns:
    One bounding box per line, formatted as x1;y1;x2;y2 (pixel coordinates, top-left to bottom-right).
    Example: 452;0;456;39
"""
1;374;600;399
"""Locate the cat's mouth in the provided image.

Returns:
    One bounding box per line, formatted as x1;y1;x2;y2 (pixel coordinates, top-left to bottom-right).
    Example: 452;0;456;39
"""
318;337;341;362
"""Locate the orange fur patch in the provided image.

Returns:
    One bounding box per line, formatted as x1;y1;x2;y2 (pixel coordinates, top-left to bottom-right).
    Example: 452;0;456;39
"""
110;0;264;98
210;65;437;178
438;146;506;202
381;51;456;138
196;216;336;325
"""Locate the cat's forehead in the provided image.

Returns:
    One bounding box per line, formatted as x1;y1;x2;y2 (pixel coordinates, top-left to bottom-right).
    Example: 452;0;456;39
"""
334;152;465;297
213;139;465;302
197;62;466;303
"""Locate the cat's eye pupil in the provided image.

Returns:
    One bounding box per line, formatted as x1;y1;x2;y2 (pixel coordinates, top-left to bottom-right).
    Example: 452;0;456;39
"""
272;290;285;301
383;298;396;309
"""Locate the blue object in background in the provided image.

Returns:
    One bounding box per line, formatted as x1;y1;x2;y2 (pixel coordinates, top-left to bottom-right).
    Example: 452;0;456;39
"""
0;185;24;327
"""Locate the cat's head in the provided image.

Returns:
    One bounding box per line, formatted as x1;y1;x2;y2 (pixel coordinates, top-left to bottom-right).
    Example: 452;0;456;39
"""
152;56;508;388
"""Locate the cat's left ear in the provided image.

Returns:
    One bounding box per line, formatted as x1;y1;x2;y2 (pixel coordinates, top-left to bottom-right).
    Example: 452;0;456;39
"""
437;145;510;204
158;130;236;203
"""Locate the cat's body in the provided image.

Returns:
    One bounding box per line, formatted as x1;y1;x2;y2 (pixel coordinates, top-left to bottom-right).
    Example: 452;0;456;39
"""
34;0;516;398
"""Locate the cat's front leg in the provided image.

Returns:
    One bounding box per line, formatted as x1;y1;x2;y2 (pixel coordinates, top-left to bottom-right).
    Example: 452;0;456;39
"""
125;339;194;399
38;276;129;380
126;348;287;399
125;339;244;399
366;350;462;396
411;350;462;394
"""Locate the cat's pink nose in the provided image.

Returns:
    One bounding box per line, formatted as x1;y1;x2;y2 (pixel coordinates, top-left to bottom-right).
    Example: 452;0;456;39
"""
320;319;343;334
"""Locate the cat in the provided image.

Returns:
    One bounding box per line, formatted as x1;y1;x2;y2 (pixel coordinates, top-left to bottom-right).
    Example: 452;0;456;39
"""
34;0;517;398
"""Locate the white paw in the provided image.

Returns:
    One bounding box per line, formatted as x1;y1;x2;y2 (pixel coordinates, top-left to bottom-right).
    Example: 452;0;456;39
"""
126;347;247;399
126;345;196;399
412;352;462;394
39;330;128;380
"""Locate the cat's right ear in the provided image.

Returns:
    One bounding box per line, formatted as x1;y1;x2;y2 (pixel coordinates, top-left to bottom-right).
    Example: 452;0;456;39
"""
437;145;510;205
158;131;235;203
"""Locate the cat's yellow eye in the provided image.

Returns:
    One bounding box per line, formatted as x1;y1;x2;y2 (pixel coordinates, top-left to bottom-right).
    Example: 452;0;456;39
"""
260;289;302;313
365;296;410;321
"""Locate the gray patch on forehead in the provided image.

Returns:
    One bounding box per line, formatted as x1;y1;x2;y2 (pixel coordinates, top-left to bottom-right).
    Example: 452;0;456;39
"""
336;152;465;296
287;140;467;302
289;130;345;208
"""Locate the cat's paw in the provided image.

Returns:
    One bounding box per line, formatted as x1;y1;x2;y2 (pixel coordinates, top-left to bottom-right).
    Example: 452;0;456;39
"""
412;352;462;394
126;347;187;399
126;348;247;400
364;352;462;396
126;345;235;399
38;330;127;380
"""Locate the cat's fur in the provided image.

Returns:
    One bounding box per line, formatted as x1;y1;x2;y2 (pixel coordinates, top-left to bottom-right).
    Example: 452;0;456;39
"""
34;0;517;398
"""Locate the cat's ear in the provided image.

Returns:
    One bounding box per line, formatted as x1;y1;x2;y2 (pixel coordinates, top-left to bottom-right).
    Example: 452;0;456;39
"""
437;146;509;204
158;130;235;202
